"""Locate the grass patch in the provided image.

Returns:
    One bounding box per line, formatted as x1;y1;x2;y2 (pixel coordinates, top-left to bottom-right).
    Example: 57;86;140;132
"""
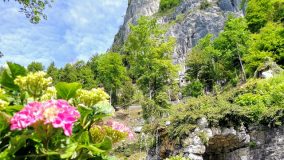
159;0;181;13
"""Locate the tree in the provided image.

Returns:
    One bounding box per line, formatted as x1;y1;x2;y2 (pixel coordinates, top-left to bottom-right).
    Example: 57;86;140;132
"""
56;63;77;83
124;16;177;120
186;34;222;90
213;17;250;82
125;16;177;99
244;22;284;76
95;52;128;104
74;61;97;89
27;61;44;72
3;0;54;24
186;17;250;91
245;0;284;33
47;62;59;84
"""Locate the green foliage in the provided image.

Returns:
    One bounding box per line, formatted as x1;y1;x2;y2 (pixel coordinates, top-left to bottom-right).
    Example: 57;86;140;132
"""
159;0;181;12
168;73;284;138
46;62;60;84
4;0;54;24
244;22;284;75
0;62;27;91
249;141;257;148
0;69;130;159
186;17;250;90
166;155;191;160
200;0;210;10
93;101;115;118
245;0;284;33
125;16;177;119
183;80;204;97
47;61;97;89
95;52;128;104
55;82;82;100
27;61;44;72
125;16;177;98
117;80;135;108
197;131;208;145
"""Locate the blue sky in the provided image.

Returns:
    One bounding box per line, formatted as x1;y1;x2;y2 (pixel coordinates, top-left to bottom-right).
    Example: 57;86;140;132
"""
0;0;128;67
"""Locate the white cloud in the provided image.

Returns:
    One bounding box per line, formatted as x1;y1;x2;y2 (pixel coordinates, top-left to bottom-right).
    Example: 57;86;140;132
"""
0;0;128;67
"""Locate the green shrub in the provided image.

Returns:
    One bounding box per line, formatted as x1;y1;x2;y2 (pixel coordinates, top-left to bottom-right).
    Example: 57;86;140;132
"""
200;0;210;10
168;72;284;138
182;80;204;97
166;155;191;160
117;80;135;108
198;131;209;145
159;0;181;12
249;141;257;148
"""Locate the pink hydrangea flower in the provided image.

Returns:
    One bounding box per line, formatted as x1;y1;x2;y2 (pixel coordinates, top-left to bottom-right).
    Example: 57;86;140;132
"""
10;102;43;130
106;120;134;139
10;100;80;136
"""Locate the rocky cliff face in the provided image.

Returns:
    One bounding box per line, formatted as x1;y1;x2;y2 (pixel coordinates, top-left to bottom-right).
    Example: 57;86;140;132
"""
147;118;284;160
112;0;244;79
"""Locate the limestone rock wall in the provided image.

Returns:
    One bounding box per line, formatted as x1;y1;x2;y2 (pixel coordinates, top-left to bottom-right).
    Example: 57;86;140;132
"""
112;0;244;81
147;118;284;160
112;0;244;61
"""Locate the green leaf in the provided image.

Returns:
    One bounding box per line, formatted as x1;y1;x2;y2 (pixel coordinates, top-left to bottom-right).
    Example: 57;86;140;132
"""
78;144;105;155
0;112;10;132
93;101;114;119
3;105;23;115
60;143;78;159
55;82;82;100
96;136;112;151
77;131;90;145
0;62;27;91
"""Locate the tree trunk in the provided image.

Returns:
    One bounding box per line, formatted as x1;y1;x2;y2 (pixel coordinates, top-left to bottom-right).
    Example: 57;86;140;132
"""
109;89;112;104
238;52;246;82
149;82;152;100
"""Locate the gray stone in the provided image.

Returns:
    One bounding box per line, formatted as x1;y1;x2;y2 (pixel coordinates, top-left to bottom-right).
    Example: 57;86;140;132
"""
222;127;237;136
211;127;222;135
218;0;242;12
203;128;213;138
182;137;193;147
134;126;143;133
184;145;206;155
197;117;209;129
165;120;171;126
192;135;203;145
186;153;203;160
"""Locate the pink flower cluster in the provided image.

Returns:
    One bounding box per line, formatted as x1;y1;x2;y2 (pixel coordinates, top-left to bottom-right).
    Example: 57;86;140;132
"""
10;100;80;136
106;120;134;139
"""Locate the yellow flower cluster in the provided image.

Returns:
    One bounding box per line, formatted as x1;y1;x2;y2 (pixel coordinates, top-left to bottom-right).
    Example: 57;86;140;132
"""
14;71;52;99
0;88;8;110
0;88;5;95
89;125;127;144
41;86;57;101
76;88;109;107
0;99;8;111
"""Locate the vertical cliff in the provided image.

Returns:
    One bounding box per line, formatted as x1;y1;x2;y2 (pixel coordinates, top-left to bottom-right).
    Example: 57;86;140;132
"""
112;0;243;65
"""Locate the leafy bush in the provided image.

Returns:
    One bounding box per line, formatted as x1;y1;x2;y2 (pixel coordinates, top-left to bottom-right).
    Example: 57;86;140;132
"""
166;155;191;160
167;72;284;138
117;80;135;108
245;0;284;32
182;80;204;97
159;0;181;12
200;0;210;10
0;68;133;159
198;131;209;145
